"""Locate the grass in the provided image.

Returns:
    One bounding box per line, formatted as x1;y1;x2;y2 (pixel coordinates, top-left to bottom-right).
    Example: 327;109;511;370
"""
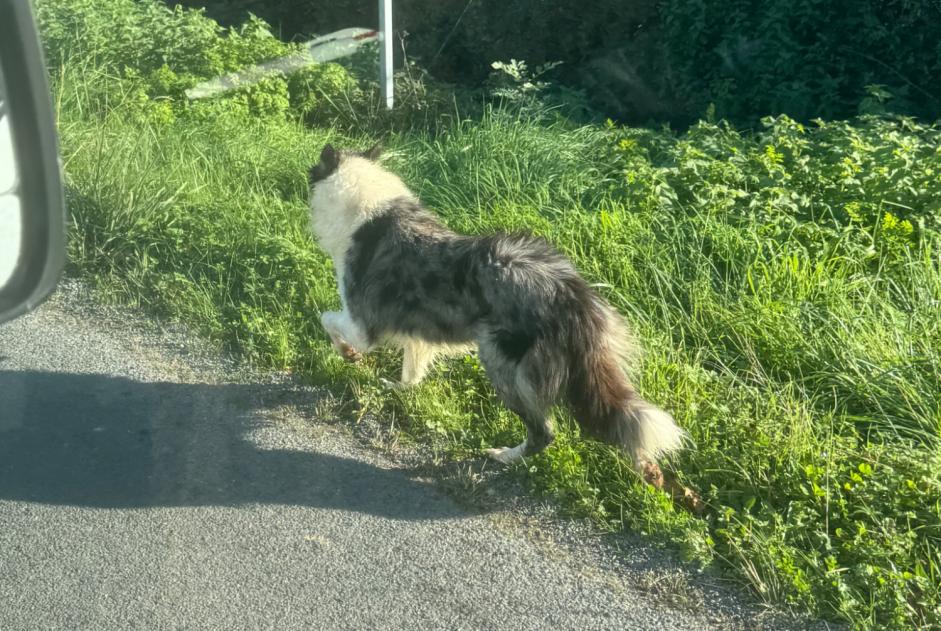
38;1;941;627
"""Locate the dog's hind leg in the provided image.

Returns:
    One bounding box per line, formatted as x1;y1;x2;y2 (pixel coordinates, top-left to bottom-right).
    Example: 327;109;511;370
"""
401;340;437;386
377;339;436;391
383;340;474;390
479;341;555;465
484;399;554;465
321;310;371;363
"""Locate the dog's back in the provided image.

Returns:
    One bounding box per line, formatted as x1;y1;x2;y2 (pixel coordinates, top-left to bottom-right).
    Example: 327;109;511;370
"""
343;196;685;467
309;144;685;469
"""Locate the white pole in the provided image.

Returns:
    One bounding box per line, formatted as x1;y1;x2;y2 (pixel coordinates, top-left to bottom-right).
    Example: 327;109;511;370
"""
379;0;393;109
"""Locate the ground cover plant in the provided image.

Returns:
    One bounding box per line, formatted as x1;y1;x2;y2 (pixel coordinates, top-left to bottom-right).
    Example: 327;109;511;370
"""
35;0;941;627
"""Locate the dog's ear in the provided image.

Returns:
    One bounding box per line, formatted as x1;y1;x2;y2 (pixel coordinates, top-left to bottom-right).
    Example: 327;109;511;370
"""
321;144;340;169
363;143;382;161
309;144;341;186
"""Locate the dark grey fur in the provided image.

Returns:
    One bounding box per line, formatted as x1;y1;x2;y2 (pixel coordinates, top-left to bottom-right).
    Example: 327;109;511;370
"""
342;197;654;460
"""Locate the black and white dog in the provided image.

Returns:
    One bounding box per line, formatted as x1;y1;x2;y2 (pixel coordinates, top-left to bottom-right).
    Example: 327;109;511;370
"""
308;144;685;469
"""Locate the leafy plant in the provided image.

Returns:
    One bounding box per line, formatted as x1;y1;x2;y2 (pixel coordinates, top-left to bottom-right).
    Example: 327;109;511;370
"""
38;1;941;627
488;59;561;101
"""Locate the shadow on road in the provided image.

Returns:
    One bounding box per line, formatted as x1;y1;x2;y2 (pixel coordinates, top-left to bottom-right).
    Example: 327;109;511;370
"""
0;369;474;521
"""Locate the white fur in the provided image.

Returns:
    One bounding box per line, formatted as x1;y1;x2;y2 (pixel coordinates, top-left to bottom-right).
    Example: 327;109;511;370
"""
310;155;475;381
309;155;414;266
596;298;686;467
599;299;642;379
310;154;412;358
401;338;437;385
320;310;371;351
632;402;687;466
484;440;528;465
386;335;474;386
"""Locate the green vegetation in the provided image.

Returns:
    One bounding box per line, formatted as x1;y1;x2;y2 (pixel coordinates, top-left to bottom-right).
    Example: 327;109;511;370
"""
179;0;941;125
36;0;941;627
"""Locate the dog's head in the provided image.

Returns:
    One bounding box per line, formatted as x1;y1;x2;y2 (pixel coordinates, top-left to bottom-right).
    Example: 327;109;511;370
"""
307;143;382;189
308;142;408;260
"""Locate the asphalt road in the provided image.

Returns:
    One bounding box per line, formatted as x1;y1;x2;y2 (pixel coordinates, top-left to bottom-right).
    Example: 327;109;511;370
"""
0;282;803;630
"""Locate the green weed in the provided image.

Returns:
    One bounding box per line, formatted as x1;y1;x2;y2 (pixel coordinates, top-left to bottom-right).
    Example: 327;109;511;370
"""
38;1;941;627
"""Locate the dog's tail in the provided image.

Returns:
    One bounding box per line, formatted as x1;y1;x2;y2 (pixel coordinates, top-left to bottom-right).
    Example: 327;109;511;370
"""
566;298;686;467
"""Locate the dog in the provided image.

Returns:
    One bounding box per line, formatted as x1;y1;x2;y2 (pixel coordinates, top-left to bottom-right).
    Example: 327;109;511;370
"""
307;143;686;470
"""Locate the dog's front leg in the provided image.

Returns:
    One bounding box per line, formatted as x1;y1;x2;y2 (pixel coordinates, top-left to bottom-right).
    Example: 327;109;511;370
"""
321;311;370;363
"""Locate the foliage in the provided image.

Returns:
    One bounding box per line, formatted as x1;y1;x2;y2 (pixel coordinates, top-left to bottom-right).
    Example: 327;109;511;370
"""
487;59;562;106
38;0;291;77
36;0;365;126
175;0;940;125
658;0;941;123
39;0;941;627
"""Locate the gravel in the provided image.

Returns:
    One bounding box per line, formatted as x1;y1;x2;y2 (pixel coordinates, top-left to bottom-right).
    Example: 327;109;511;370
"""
0;278;838;630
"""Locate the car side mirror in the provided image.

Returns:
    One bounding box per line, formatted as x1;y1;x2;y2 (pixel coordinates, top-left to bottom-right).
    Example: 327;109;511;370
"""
0;0;66;324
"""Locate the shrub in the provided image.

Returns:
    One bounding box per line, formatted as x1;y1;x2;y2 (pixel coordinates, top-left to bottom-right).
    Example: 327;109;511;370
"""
38;0;364;125
176;0;941;125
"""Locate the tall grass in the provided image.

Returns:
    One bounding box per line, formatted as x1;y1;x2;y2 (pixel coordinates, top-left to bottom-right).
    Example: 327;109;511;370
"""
41;1;941;627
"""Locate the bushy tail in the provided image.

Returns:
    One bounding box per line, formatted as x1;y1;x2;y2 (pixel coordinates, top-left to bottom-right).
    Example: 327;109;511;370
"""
609;397;686;466
567;299;686;466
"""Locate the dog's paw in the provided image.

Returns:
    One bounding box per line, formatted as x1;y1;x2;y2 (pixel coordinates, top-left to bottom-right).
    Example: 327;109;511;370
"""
338;342;362;363
484;445;524;465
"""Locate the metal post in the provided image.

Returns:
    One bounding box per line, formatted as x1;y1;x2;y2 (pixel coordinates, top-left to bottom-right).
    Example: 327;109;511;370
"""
379;0;393;109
